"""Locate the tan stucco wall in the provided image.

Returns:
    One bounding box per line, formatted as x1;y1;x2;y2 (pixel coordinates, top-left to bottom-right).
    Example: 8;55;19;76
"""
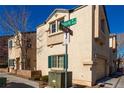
8;34;22;60
68;5;93;83
37;5;110;86
92;6;110;82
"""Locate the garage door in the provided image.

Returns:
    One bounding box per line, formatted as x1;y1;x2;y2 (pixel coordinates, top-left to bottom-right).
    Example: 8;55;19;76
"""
96;59;106;80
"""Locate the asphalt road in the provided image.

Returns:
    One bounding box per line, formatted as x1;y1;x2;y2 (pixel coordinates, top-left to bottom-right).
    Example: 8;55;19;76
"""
1;72;124;88
0;73;39;88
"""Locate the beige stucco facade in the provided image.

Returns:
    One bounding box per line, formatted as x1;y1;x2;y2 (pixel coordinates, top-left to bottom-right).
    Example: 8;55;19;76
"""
37;5;111;86
8;32;36;71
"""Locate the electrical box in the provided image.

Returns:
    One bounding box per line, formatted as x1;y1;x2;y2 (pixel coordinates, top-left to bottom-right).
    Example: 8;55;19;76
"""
48;70;72;88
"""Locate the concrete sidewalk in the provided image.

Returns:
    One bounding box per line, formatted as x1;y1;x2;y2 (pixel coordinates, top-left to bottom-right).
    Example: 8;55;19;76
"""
95;72;123;88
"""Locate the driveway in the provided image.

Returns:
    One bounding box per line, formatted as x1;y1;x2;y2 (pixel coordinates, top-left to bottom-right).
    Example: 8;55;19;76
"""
95;72;124;88
0;73;39;88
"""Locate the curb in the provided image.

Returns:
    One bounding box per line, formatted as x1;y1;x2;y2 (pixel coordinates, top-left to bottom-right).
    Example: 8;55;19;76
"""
113;76;121;88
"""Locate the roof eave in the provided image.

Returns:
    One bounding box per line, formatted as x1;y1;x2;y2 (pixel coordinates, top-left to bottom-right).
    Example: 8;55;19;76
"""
103;5;111;33
36;9;69;29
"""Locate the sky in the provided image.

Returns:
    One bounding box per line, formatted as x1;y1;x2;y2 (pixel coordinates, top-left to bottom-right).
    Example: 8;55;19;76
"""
0;5;124;36
105;5;124;34
0;5;77;36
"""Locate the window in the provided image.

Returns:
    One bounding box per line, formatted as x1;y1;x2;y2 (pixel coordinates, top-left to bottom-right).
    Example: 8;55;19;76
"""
48;55;65;68
9;59;15;66
8;40;12;48
57;18;64;31
101;19;105;33
26;38;32;48
52;55;64;68
50;22;56;33
49;17;64;34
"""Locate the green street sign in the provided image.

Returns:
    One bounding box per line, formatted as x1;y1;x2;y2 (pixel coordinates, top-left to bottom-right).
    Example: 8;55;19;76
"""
61;18;77;27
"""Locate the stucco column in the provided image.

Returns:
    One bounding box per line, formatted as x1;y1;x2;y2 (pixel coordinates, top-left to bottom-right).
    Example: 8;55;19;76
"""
14;60;16;70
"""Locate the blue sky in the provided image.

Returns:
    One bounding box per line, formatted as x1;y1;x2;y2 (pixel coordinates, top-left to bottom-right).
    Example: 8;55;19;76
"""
0;5;124;36
105;5;124;34
0;5;77;36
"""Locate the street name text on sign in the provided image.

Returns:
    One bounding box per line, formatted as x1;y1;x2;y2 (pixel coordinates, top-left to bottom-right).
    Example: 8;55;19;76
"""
61;18;77;27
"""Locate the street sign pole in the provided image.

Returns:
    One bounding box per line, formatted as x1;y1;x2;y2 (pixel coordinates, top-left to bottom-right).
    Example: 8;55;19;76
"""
65;32;68;88
60;18;77;88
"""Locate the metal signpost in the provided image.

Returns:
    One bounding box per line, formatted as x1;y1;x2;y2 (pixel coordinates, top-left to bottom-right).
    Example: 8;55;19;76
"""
60;18;77;88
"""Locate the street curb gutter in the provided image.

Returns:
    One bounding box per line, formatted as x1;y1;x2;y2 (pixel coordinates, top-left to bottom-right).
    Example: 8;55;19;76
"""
113;77;121;88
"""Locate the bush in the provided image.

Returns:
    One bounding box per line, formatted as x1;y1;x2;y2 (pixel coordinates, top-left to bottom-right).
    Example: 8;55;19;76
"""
0;65;8;68
41;75;48;82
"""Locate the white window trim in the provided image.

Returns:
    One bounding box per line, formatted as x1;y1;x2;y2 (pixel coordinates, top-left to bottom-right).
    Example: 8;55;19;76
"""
50;55;64;69
49;17;64;35
48;31;63;37
49;21;56;34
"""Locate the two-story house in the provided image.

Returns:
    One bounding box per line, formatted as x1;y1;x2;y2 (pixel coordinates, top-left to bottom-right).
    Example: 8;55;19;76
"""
8;31;36;72
109;34;117;74
0;35;12;67
37;5;110;86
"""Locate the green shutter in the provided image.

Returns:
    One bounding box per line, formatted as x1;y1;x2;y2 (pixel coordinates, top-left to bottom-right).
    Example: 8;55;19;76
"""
48;56;51;68
64;54;68;69
59;23;62;30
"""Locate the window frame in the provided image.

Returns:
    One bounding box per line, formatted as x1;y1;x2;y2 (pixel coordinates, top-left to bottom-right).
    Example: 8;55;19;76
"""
51;55;64;69
9;59;15;66
57;18;64;32
49;21;56;34
49;17;65;34
8;40;13;48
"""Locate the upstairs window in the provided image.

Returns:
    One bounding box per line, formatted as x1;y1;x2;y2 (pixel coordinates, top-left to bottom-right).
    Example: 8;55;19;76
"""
49;17;64;34
8;40;13;48
50;22;56;33
101;19;105;33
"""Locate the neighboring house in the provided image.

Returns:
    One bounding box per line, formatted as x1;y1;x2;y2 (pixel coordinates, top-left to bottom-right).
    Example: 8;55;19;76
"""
0;35;12;67
8;32;36;71
37;5;110;86
120;58;124;69
117;33;124;70
109;34;117;74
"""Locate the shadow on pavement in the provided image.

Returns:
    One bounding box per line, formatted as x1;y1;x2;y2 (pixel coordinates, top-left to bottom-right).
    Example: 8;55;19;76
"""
96;71;124;84
94;71;124;88
109;72;124;78
5;82;34;88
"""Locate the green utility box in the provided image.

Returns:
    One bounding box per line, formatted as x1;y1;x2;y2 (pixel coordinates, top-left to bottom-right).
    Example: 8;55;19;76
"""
48;70;72;88
0;77;7;87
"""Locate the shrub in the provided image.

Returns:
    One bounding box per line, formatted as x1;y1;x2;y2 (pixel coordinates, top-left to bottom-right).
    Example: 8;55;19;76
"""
41;75;48;82
0;64;8;68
